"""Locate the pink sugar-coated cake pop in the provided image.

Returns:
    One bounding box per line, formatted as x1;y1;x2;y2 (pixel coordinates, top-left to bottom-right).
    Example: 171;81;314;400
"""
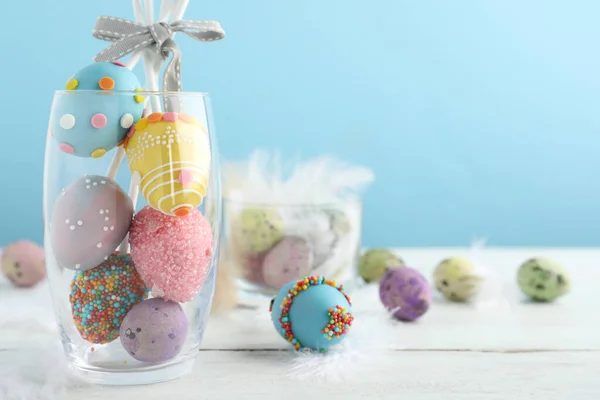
262;236;313;289
1;241;46;287
50;175;134;271
129;206;214;302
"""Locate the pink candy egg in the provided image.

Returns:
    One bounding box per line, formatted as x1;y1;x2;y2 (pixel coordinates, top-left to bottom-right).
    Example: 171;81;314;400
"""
1;241;46;287
50;176;133;271
262;236;313;289
129;206;214;302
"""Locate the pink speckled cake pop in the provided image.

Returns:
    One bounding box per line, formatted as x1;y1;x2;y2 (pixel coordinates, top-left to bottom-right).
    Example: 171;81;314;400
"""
1;241;46;287
50;175;133;271
262;236;313;289
120;298;188;363
129;206;214;302
379;267;432;322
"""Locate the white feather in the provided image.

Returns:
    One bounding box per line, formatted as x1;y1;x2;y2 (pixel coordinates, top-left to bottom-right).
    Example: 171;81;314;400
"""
468;238;516;313
223;149;374;205
0;343;86;400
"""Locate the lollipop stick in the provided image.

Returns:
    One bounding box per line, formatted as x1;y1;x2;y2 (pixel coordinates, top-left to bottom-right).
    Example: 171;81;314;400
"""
118;172;142;254
125;50;145;70
171;0;189;21
158;0;174;22
106;147;126;180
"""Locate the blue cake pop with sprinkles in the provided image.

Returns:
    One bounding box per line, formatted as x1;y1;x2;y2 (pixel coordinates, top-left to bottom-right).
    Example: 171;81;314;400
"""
269;276;354;352
51;62;145;158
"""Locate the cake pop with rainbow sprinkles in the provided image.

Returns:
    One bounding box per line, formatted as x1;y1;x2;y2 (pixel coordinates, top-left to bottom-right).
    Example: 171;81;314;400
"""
270;276;354;352
52;62;145;158
69;252;148;344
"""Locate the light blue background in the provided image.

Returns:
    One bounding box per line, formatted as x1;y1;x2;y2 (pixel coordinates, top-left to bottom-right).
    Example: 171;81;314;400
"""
2;0;599;247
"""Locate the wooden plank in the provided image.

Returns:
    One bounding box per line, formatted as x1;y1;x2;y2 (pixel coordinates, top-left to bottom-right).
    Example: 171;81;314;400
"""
60;351;599;399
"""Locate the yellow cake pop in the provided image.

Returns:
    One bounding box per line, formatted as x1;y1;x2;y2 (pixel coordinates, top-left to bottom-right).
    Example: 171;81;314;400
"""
124;112;211;217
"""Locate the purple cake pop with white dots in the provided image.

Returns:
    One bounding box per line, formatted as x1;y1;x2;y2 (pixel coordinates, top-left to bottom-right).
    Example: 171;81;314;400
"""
379;267;432;322
50;175;133;271
120;298;188;363
51;62;144;158
262;236;313;289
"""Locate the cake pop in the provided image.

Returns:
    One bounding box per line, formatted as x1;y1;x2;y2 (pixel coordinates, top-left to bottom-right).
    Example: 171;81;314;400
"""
50;175;133;271
120;298;188;363
124;112;211;217
379;267;431;322
52;62;144;158
1;241;46;287
129;206;213;302
270;276;353;352
69;252;148;344
517;258;570;302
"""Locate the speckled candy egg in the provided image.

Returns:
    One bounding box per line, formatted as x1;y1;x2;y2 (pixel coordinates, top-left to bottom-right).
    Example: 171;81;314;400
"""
1;241;46;287
270;276;354;352
120;298;188;363
517;258;570;302
379;267;431;322
325;209;352;236
433;257;482;302
231;208;284;255
262;236;313;289
129;206;214;302
69;252;148;344
52;62;144;158
50;175;133;271
358;249;404;283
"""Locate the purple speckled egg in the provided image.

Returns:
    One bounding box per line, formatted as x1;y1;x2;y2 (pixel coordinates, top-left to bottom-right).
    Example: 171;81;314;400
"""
262;236;313;289
50;175;133;271
1;241;46;287
379;267;432;322
120;298;188;363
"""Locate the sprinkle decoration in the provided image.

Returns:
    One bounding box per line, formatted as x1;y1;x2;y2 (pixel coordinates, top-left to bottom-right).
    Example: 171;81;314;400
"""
278;276;353;352
321;305;354;340
69;252;149;344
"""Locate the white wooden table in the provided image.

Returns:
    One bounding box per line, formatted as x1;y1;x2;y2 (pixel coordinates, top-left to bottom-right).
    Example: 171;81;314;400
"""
1;248;599;399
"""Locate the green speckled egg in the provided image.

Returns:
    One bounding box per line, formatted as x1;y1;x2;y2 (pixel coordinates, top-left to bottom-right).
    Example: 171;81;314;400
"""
517;258;570;302
326;209;352;236
231;208;284;255
358;249;404;283
433;257;481;302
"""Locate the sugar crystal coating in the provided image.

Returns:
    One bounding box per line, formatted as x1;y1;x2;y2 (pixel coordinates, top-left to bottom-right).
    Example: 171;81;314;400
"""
129;206;214;302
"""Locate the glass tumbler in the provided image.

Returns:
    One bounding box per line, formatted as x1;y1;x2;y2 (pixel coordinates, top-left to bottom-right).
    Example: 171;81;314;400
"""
222;199;362;297
43;90;221;385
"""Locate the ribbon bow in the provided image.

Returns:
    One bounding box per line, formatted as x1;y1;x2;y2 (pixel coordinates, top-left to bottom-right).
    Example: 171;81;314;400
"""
93;16;225;93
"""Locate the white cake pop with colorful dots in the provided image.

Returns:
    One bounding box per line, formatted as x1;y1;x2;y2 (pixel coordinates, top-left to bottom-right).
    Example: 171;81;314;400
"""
51;62;145;158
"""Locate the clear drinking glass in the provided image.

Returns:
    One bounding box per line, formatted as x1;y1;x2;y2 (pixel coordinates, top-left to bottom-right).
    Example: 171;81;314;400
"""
222;199;362;297
43;90;221;385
